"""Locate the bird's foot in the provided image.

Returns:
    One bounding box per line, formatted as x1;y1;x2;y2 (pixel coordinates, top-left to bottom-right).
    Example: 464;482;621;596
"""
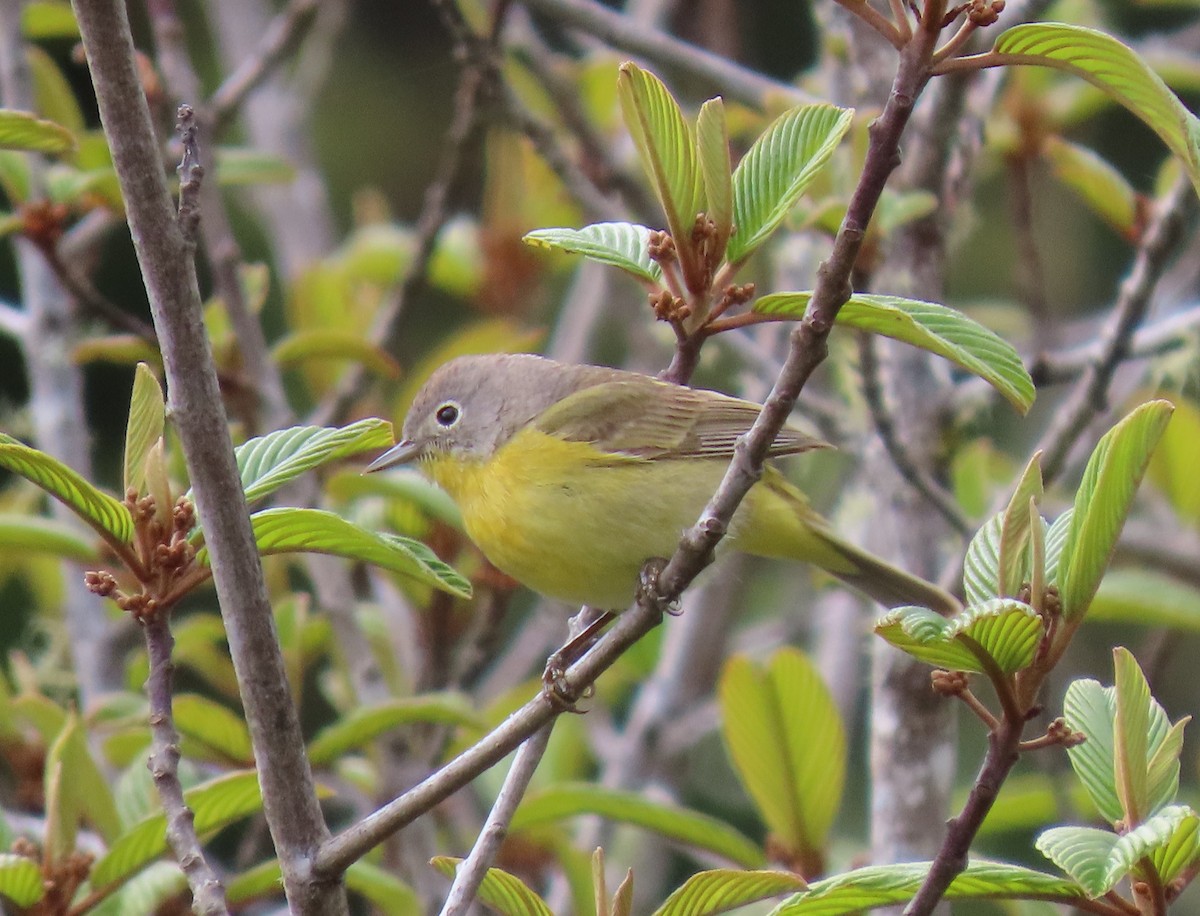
637;557;681;616
540;609;613;712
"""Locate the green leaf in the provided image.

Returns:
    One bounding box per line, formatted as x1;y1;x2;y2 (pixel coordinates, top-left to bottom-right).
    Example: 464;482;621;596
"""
1043;137;1140;238
510;784;763;868
91;862;187;916
204;507;472;598
963;514;1004;607
718;649;845;857
874;600;1043;674
617;63;703;279
0;149;31;203
1043;509;1073;586
992;24;1200;196
22;2;79;39
1034;825;1121;895
0;107;74;155
1113;647;1152;823
727;104;854;264
123;362;165;495
1089;569;1200;629
1058;400;1174;619
229;419;395;508
213;147;296;186
0;853;44;907
346;861;422;915
272;330;400;379
173;694;254;764
754;293;1035;413
1146;393;1200;525
430;857;553;916
307;694;480;765
91;771;263;890
28;46;84;137
0;513;97;561
0;437;133;546
696;98;733;259
998;453;1044;598
653;870;806;916
224;859;283;906
523;223;663;284
766;860;1086;914
327;467;464;532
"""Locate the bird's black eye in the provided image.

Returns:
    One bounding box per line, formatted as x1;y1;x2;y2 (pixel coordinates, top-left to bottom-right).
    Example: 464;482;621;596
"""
435;402;460;427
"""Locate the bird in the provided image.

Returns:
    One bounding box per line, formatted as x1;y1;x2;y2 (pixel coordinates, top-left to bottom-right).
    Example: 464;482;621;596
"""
367;353;958;615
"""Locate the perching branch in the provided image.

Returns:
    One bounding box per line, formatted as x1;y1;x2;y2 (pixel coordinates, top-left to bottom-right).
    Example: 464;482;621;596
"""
70;4;342;912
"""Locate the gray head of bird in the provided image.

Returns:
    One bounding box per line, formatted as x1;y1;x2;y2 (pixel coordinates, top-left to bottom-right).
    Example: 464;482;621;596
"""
365;353;607;470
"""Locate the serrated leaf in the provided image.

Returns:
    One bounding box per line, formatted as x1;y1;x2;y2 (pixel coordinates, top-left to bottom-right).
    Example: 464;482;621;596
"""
272;330;400;379
727;104;853;264
225;419;395;508
523;223;663;283
1058;400;1174;619
307;694;480;765
718;649;844;858
963;514;1004;606
1034;825;1121;895
617;63;703;281
0;438;133;546
430;857;553;916
510;784;763;868
123;363;165;494
999;453;1044;597
1088;569;1200;629
0;107;75;154
90;771;263;890
993;24;1200;196
754;293;1035;413
1043;137;1140;238
766;860;1086;914
0;513;97;561
327;467;464;532
875;600;1043;674
173;694;254;764
1112;805;1200;887
1114;647;1152;823
201;507;471;598
1044;509;1073;587
696;98;733;260
0;853;43;906
654;870;806;916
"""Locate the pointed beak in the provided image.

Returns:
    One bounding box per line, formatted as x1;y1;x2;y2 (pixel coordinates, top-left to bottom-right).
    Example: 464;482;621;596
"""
365;439;425;473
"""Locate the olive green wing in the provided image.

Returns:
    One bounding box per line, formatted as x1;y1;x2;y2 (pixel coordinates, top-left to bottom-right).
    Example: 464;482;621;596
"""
531;376;827;460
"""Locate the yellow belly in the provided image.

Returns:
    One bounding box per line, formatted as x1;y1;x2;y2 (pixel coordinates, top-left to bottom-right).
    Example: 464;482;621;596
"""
421;427;841;609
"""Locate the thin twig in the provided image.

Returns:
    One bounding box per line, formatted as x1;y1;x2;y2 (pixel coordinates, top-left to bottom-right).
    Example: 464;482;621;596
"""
1037;174;1196;483
438;725;554;916
208;0;320;129
40;245;160;342
858;333;972;536
72;5;342;911
831;0;905;47
143;612;230;915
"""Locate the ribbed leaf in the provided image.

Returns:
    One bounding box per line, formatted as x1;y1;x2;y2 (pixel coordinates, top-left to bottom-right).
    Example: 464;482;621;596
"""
0;107;75;153
430;857;553;916
91;771;262;889
1034;825;1120;895
307;694;480;765
0;854;44;906
754;293;1035;413
1043;137;1140;238
875;600;1042;674
173;693;254;764
523;223;662;284
202;507;471;598
766;860;1086;914
727;104;853;264
1112;805;1200;886
696;98;733;260
654;870;806;916
993;24;1200;195
510;784;763;868
0;437;133;545
230;419;395;507
1058;400;1173;619
122;362;165;495
1043;509;1073;586
617;63;703;276
0;513;97;561
963;514;1004;606
272;330;400;379
999;453;1044;598
92;862;187;916
718;649;845;857
1113;647;1151;823
346;860;422;915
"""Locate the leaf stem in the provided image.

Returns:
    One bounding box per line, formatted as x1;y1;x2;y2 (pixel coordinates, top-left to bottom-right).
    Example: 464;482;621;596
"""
832;0;905;48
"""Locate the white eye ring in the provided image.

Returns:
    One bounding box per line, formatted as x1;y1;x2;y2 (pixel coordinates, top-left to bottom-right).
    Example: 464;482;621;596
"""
435;401;461;427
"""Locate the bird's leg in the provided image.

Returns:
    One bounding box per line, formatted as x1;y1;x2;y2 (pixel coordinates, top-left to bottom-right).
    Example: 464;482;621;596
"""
637;556;681;616
541;606;614;712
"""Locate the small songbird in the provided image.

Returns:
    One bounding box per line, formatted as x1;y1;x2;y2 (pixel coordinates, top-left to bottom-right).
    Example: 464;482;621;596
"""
367;353;957;615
